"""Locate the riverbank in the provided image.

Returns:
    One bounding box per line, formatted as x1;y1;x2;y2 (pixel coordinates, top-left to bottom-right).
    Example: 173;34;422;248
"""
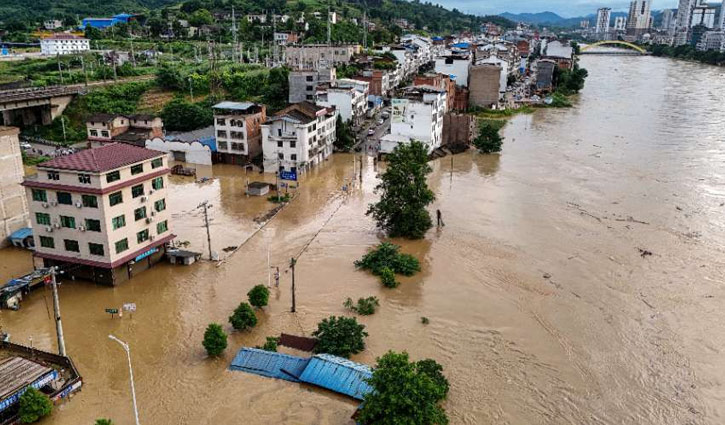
648;43;725;66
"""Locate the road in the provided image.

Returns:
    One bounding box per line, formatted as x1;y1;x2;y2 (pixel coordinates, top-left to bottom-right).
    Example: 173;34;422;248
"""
352;105;391;154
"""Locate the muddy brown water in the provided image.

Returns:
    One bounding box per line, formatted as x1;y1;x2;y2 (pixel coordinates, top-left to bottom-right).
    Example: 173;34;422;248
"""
1;55;725;424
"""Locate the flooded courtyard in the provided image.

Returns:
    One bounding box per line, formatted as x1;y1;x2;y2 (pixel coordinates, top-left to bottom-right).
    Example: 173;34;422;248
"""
1;54;725;424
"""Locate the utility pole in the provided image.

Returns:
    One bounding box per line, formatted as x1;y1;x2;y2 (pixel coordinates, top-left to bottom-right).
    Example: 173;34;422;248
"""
60;116;67;145
80;55;88;87
231;6;238;63
50;267;66;357
198;201;213;260
57;55;64;84
363;10;367;49
130;40;136;67
188;76;194;102
290;257;296;313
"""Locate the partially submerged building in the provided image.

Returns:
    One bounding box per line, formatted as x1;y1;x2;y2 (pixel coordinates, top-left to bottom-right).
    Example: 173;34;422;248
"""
381;85;446;154
212;102;267;165
0;127;30;248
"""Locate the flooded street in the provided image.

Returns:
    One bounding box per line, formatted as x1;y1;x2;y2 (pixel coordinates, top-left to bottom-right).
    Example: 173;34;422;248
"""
1;54;725;424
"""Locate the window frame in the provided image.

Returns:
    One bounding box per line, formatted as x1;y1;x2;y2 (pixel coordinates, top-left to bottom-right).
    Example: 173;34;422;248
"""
112;214;126;230
131;184;145;198
137;229;149;244
85;218;101;232
57;192;72;205
32;189;47;202
60;215;76;229
88;242;105;256
39;236;55;249
154;199;166;212
109;191;123;206
134;207;147;221
115;238;129;254
63;239;80;252
82;194;98;208
156;220;168;234
35;212;51;226
106;170;121;183
130;164;144;175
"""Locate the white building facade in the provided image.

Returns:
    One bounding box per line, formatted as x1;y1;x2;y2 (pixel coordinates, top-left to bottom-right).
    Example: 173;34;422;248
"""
381;86;446;154
40;35;90;55
315;78;369;126
595;8;612;33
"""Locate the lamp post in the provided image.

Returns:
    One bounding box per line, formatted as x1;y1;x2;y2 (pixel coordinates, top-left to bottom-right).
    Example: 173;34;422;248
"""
108;335;140;425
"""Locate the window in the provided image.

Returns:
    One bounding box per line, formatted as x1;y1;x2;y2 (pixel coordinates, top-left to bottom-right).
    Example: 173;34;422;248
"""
290;141;296;148
39;236;54;249
216;118;226;125
132;184;145;198
89;243;104;256
306;75;314;82
154;199;166;212
64;239;80;252
115;238;129;253
32;189;47;202
47;171;59;181
230;131;244;140
157;220;168;234
137;229;149;243
134;207;147;221
101;130;109;138
57;192;72;205
77;173;91;184
36;213;51;225
109;191;123;206
278;153;284;160
291;154;297;161
151;158;163;169
90;129;98;137
306;85;313;91
217;141;228;150
85;219;101;232
277;141;283;148
60;215;76;229
151;177;164;190
112;215;126;230
82;195;98;208
306;95;313;100
131;164;144;175
106;170;121;184
217;130;228;138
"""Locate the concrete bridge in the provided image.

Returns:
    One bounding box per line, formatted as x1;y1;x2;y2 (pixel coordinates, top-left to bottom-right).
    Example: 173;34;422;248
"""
0;85;82;126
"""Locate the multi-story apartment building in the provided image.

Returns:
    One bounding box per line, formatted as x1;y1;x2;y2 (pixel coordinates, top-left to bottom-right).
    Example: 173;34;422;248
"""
614;16;628;32
212;102;267;165
434;53;472;87
661;9;676;33
414;73;455;111
22;144;173;285
261;102;337;174
285;44;361;69
0;127;30;248
86;114;164;147
468;64;503;108
315;79;369;127
676;0;699;44
40;34;90;56
691;4;718;28
288;68;336;103
626;0;652;37
595;8;612;34
381;86;446;155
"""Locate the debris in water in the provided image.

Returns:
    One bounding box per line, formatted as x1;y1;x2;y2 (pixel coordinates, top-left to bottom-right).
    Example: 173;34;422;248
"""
222;246;237;252
543;273;552;279
638;248;653;258
421;317;430;325
675;206;683;211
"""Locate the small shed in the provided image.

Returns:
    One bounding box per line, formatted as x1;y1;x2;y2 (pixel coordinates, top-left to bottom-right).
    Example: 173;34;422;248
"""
278;333;317;352
167;249;202;265
230;348;310;382
247;182;271;196
8;228;33;249
298;354;373;400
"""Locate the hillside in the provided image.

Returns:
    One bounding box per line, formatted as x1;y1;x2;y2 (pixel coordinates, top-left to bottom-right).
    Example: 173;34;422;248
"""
1;0;513;35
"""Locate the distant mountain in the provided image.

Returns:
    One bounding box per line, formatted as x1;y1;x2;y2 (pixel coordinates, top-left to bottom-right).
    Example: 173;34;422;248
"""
501;10;632;28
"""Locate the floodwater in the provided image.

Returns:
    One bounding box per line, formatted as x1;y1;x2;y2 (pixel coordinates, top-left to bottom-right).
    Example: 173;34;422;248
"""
1;54;725;425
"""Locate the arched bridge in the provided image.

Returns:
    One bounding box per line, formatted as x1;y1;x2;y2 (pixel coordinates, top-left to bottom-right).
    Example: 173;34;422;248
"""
580;40;649;55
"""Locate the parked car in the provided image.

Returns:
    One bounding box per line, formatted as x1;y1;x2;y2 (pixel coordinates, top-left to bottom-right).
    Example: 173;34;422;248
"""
377;119;385;125
367;128;375;137
20;142;32;150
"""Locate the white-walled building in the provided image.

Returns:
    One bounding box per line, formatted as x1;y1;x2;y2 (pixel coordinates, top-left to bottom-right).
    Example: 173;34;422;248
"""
477;56;509;96
22;144;173;285
262;102;337;174
381;86;446;155
595;8;611;33
434;54;472;87
315;78;369;126
40;34;90;55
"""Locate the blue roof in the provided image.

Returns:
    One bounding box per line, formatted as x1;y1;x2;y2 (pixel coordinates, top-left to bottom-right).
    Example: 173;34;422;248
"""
431;36;444;41
8;228;32;241
113;13;134;18
230;348;310;382
298;354;373;400
451;42;470;49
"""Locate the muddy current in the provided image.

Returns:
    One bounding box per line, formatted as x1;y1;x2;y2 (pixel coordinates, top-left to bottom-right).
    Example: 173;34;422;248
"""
1;54;724;425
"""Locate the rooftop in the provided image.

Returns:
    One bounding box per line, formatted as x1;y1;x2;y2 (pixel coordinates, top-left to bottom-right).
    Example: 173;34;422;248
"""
269;101;331;124
37;143;163;173
42;34;87;40
212;101;259;112
86;113;124;123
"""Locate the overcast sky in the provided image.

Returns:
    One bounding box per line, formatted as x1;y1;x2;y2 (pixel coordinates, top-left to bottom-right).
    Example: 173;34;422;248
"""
434;0;679;17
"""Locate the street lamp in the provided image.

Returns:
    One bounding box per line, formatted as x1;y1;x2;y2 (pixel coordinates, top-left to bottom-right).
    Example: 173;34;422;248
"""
108;335;140;425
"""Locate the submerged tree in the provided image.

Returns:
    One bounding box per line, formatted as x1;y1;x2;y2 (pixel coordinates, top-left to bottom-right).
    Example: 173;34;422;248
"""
18;387;52;423
312;316;368;358
473;123;503;154
367;141;435;239
229;302;257;331
202;323;228;357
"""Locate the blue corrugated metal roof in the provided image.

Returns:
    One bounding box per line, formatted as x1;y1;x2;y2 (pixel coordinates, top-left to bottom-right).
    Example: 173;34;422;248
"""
230;348;309;382
298;354;373;400
8;228;32;241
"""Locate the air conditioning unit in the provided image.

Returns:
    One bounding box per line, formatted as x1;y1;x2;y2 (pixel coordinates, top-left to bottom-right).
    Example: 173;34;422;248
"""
45;226;53;233
79;226;86;232
49;201;58;207
42;203;49;208
53;223;60;229
150;211;156;216
75;201;83;208
148;190;154;195
145;217;153;224
149;235;155;241
140;196;148;202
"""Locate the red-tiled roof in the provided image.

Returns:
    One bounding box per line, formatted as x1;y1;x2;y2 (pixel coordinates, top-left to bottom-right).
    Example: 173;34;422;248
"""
43;34;86;40
38;143;163;173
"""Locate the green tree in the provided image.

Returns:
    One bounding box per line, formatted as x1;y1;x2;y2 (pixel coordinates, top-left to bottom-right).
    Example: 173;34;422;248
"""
334;115;355;151
379;266;398;288
258;336;279;352
95;420;114;425
18;387;52;424
247;284;270;308
189;9;213;27
358;351;449;425
229;302;257;331
312;316;368;358
202;323;228;356
366;141;435;239
160;98;212;131
473;123;503;154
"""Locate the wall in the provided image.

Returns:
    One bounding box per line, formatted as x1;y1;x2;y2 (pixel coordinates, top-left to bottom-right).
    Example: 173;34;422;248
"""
145;138;212;165
0;127;29;247
434;57;471;87
468;64;502;107
442;113;475;147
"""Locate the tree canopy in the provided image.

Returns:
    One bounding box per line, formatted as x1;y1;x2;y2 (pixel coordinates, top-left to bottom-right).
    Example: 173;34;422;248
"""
18;387;52;424
312;316;368;358
367;141;435;239
202;323;228;356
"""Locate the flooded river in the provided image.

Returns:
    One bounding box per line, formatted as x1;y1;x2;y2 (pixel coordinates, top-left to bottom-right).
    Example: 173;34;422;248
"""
1;54;725;424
